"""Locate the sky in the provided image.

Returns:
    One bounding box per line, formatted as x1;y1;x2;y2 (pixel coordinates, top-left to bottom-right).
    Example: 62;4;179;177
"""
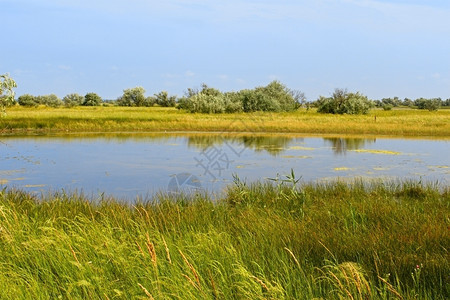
1;0;450;101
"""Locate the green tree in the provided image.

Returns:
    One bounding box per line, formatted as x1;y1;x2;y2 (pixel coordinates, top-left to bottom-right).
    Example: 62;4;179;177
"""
63;93;84;107
177;84;227;113
415;98;441;111
0;73;17;115
117;87;146;107
402;98;414;108
317;88;373;115
83;93;102;106
240;88;279;112
18;94;38;106
177;81;304;113
35;94;62;107
154;91;176;107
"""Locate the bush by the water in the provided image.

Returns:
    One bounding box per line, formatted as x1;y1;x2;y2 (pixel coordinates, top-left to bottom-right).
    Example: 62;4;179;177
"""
316;88;374;115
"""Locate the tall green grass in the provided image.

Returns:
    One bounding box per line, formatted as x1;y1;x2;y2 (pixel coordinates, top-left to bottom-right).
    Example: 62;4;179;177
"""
0;179;448;299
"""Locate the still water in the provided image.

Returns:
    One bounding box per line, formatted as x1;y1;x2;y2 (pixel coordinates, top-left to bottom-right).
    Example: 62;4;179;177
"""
1;133;449;200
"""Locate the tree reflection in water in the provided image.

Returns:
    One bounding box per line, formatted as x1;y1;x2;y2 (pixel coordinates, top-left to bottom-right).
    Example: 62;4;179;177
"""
187;135;299;156
323;137;376;155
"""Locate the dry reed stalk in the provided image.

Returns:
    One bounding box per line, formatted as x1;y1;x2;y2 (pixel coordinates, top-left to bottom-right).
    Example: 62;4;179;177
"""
327;271;345;294
377;276;404;299
138;283;155;300
138;206;151;223
208;269;218;299
145;233;157;267
284;247;300;269
133;205;143;218
69;244;80;264
178;249;200;287
347;263;364;298
161;235;171;264
317;239;335;260
250;275;269;292
182;273;199;290
135;241;145;257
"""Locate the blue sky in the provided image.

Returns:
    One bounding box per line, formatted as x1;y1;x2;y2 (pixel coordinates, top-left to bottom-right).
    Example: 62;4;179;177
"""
1;0;449;101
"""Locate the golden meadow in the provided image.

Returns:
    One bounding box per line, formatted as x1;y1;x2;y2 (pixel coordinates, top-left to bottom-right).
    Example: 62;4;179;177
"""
1;106;449;136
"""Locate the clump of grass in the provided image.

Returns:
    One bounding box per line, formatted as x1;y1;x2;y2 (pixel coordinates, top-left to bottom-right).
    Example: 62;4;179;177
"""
0;179;448;299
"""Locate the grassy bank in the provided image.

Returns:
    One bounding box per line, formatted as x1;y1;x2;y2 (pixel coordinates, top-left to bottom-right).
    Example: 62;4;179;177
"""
1;106;449;136
0;179;448;299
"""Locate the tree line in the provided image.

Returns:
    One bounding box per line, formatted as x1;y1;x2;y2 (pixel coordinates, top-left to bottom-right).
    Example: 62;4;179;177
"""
3;73;450;115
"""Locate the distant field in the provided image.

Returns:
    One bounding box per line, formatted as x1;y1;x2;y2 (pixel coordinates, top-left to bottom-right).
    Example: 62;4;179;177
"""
1;106;449;136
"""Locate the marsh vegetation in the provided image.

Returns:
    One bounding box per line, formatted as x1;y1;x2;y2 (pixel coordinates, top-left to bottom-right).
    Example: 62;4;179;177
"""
0;179;448;299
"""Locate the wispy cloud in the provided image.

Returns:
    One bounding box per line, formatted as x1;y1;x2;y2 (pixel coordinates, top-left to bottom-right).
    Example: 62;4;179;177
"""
185;70;195;77
58;65;71;71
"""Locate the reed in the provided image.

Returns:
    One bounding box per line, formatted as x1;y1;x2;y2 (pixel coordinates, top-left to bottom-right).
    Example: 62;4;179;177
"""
1;106;449;136
0;178;448;299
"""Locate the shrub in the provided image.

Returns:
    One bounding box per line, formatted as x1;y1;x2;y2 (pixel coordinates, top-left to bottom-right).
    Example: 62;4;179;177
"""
240;88;280;112
154;91;176;107
317;89;373;115
178;81;303;113
222;92;243;113
34;94;62;107
415;98;441;111
18;94;38;106
63;93;84;107
260;80;300;111
83;93;102;106
117;87;146;107
382;104;393;111
178;84;227;113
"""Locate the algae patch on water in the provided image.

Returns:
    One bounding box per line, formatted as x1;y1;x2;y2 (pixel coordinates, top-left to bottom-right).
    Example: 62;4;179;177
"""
373;167;391;171
281;155;312;159
350;149;401;155
287;146;316;151
334;167;353;171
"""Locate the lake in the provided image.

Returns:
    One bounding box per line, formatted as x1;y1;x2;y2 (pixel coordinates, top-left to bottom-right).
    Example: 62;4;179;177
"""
1;133;449;200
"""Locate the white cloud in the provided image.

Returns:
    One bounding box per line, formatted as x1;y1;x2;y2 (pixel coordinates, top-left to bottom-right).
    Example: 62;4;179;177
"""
268;75;279;81
58;65;71;71
431;73;441;79
235;78;246;85
185;70;195;77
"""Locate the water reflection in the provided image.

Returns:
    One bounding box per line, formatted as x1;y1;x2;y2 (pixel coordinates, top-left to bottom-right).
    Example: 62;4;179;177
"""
323;137;376;155
1;134;448;200
6;133;376;157
187;135;296;155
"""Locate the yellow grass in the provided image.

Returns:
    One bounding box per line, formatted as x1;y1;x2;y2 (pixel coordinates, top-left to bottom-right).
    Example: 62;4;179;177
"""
1;106;449;136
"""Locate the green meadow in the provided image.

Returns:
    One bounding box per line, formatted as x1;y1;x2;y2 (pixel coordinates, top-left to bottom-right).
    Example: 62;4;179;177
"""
1;106;449;136
0;179;448;299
